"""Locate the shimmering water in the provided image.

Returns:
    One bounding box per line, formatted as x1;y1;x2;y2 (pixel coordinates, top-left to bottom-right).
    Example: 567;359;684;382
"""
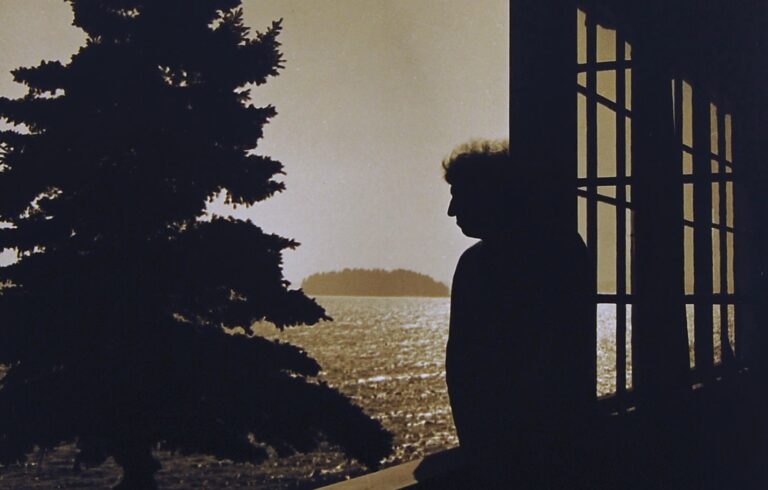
252;296;455;463
595;303;736;395
251;296;652;463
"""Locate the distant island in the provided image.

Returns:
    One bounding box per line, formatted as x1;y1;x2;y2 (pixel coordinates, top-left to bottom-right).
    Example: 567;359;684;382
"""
301;268;450;297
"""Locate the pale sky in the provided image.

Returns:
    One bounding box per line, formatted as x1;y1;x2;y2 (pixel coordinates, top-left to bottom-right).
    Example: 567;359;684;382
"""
0;0;509;286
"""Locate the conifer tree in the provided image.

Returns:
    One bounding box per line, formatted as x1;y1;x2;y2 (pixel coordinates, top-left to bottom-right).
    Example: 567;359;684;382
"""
0;1;392;488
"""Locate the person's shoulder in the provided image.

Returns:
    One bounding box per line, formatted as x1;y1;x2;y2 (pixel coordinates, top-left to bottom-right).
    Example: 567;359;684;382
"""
453;241;485;277
457;241;485;264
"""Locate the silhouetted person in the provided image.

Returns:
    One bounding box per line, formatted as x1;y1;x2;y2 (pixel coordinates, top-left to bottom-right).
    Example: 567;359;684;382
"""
443;139;595;488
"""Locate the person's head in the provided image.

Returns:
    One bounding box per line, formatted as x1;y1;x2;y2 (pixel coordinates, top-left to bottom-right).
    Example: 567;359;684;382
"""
443;138;542;239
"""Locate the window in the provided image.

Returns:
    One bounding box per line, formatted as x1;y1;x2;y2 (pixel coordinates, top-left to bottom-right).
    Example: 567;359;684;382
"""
577;5;743;400
576;9;633;397
673;79;736;371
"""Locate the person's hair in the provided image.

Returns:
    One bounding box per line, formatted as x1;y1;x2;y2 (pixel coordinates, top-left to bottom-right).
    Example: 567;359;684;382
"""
442;138;571;232
442;138;510;186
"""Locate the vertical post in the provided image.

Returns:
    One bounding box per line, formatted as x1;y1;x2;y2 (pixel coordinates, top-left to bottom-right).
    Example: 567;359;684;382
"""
511;1;575;228
510;1;594;395
631;39;691;406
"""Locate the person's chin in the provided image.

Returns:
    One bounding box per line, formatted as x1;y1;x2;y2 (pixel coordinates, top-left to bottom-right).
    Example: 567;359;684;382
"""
457;222;483;239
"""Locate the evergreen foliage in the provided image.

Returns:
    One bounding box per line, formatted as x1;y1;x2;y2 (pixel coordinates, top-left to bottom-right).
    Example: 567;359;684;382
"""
0;1;392;488
302;269;450;297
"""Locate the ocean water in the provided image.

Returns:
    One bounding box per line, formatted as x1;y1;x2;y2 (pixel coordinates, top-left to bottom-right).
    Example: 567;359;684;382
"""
250;296;655;464
0;297;737;488
251;296;456;463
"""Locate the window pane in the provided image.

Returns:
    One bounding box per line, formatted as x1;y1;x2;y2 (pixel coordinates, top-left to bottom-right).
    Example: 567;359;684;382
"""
598;105;617;177
596;24;616;62
725;114;733;163
712;182;720;224
713;228;721;293
727;232;735;294
684;182;694;295
578;71;586;87
624;41;632;60
684;184;694;222
728;305;736;353
625;305;633;390
577;9;587;65
686;304;695;369
713;305;722;364
625;208;633;294
625;69;631;110
625;118;631;176
597;70;616;102
682;81;693;147
598;185;616;199
685;226;694;294
710;103;719;155
578;93;587;178
597;303;617;396
598;200;617;293
726;182;734;228
712;159;720;174
683;151;693;175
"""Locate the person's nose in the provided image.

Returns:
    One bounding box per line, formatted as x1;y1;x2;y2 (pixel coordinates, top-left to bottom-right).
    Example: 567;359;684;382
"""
447;198;456;217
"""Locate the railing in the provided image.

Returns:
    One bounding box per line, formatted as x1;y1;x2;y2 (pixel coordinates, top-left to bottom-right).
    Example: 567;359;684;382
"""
318;447;463;490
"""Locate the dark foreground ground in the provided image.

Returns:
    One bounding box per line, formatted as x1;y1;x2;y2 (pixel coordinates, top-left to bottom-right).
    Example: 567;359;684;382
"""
2;370;766;489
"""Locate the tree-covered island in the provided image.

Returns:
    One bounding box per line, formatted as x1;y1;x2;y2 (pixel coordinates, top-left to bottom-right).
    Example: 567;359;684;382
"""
302;269;450;297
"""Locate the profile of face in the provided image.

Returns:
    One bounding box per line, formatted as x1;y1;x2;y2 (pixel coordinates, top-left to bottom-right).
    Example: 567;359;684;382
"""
447;182;502;239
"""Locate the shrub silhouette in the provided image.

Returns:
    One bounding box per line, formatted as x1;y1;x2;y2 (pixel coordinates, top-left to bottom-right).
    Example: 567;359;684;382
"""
0;1;392;488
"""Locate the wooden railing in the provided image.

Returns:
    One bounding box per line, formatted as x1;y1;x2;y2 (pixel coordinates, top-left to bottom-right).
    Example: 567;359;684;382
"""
318;447;464;490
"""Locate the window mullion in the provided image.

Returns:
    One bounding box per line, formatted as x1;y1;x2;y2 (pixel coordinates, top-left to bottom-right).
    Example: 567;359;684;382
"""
615;30;628;398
